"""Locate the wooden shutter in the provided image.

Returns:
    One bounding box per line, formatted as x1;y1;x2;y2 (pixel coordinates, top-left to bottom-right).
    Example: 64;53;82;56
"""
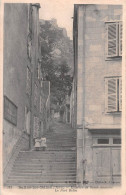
119;77;122;111
107;23;118;57
105;78;117;112
119;22;122;56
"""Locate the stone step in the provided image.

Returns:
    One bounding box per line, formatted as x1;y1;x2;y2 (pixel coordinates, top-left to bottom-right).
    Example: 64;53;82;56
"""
45;148;76;151
46;143;76;145
18;153;76;158
46;141;76;144
11;169;76;174
45;137;76;139
12;165;76;170
10;172;76;176
14;159;76;164
15;158;76;163
8;175;76;180
5;182;76;187
18;151;76;155
7;178;76;183
16;154;76;158
11;166;76;170
46;135;76;137
13;162;76;167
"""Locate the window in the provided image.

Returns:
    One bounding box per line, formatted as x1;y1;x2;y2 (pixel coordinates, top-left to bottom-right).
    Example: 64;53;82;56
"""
106;21;122;58
113;139;121;144
4;96;17;126
98;139;109;144
26;67;31;96
93;137;121;146
105;77;122;112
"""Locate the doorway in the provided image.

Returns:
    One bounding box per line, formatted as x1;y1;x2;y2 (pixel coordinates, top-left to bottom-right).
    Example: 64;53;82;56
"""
93;137;121;184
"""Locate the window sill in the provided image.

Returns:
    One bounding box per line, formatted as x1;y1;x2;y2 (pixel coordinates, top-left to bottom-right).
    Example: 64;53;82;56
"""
92;144;121;147
104;111;121;115
105;56;122;61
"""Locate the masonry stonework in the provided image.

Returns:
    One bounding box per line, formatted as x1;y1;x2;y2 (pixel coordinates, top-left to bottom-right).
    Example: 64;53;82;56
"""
73;4;122;186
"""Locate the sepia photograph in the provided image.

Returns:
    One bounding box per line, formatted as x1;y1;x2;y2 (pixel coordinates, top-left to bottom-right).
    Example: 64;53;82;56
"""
2;2;123;190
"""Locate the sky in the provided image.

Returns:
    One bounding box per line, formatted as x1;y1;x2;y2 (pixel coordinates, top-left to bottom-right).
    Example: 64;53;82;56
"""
39;0;74;40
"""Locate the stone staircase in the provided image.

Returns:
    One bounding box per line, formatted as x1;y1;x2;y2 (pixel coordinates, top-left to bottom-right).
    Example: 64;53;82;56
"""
5;121;77;187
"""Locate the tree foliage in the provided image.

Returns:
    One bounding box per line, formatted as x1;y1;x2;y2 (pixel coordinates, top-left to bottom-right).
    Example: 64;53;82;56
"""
39;20;73;111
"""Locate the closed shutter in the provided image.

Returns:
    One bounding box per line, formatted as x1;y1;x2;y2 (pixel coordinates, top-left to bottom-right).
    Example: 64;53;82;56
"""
119;22;122;56
107;23;118;57
105;78;118;112
119;77;122;111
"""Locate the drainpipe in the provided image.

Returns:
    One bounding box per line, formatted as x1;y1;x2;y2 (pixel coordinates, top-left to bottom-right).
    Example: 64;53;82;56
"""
82;5;86;186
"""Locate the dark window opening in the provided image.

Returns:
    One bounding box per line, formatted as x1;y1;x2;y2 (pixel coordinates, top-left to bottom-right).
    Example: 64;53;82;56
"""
113;138;121;144
97;139;109;144
4;96;17;126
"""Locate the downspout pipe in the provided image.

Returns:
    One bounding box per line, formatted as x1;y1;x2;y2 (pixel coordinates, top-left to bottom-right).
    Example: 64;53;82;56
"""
82;5;87;185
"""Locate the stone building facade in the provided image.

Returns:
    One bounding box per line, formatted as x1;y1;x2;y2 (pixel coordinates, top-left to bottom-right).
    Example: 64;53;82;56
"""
72;4;122;186
3;3;50;183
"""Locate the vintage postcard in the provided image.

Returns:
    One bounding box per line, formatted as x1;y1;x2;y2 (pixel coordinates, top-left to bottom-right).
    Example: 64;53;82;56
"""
0;0;126;195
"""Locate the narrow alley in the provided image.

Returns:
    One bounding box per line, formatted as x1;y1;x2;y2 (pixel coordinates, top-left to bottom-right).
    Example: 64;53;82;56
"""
3;3;122;189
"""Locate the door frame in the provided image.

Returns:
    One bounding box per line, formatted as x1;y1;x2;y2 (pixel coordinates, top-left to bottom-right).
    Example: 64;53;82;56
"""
92;135;121;184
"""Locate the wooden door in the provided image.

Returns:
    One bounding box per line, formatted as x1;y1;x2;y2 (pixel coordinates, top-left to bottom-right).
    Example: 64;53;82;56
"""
93;147;111;183
111;148;121;183
93;147;121;184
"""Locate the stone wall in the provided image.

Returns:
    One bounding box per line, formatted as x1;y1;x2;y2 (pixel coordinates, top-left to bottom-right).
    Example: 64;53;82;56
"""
75;4;122;184
3;4;29;168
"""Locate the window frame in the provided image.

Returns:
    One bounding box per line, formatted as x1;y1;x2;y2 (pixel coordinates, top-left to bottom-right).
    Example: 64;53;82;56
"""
105;76;122;113
92;136;121;147
4;96;18;126
105;21;122;60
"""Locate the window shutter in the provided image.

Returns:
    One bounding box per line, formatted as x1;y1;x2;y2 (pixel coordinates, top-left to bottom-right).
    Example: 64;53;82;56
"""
119;22;122;56
107;23;118;57
119;77;122;111
105;78;117;112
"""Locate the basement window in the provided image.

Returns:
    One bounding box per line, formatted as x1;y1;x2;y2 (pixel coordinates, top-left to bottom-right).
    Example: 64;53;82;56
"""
113;138;121;144
97;139;109;144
